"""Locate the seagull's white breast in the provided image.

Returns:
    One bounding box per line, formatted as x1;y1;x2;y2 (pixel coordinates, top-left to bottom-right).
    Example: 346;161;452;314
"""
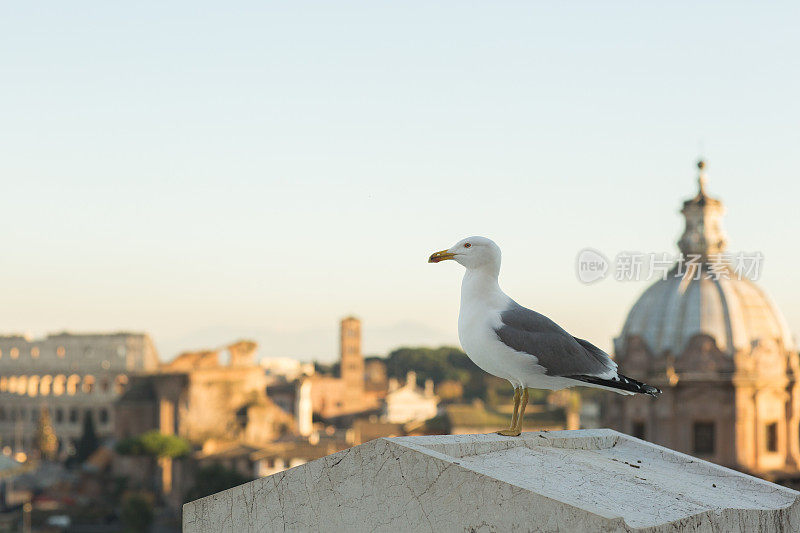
457;272;548;388
458;297;511;379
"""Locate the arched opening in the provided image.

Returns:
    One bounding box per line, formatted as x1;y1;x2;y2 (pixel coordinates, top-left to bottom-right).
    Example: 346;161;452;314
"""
0;376;8;392
8;377;18;394
53;375;66;396
114;375;129;394
82;375;95;394
27;376;40;397
40;375;53;396
16;376;28;395
67;375;81;395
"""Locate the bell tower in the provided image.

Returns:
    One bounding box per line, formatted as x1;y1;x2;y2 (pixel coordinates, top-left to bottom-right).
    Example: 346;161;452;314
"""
340;316;364;410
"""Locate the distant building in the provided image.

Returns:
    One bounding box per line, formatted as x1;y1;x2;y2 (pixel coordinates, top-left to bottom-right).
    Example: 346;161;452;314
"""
384;371;438;424
309;317;380;419
295;378;313;436
115;340;292;445
113;340;294;507
364;357;388;397
266;377;314;437
438;399;566;435
340;316;364;408
260;357;314;385
0;332;158;455
250;435;350;478
190;431;352;485
605;161;800;479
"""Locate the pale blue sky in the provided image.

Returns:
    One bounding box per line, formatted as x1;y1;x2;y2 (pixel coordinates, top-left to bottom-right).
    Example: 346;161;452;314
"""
2;2;799;361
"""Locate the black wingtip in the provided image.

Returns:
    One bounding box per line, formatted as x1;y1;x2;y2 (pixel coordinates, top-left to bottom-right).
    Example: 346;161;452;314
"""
569;373;662;397
644;385;662;398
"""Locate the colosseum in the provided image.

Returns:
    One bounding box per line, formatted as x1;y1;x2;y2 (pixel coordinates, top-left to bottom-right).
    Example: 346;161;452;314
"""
0;331;158;456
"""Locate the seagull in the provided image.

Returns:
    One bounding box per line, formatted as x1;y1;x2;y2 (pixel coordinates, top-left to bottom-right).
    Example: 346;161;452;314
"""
429;236;660;436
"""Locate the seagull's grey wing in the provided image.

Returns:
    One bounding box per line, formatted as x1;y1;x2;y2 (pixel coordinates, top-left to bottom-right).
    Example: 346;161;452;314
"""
494;301;617;378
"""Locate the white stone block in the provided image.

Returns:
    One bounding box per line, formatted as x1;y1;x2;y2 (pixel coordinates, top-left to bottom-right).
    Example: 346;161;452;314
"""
183;429;800;532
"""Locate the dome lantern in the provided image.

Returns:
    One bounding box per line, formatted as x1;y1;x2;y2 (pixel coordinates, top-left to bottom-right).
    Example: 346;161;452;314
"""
677;159;728;260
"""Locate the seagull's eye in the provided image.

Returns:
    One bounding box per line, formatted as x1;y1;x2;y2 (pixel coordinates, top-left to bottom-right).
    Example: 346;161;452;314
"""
464;243;471;248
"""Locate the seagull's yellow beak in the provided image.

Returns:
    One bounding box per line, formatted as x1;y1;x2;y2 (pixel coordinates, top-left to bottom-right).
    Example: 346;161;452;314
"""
428;249;456;263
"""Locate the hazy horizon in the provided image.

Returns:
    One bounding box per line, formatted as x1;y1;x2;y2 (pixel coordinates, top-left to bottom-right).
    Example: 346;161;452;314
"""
3;2;799;362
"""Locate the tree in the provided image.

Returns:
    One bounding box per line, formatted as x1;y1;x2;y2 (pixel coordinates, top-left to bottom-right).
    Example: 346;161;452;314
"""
385;346;473;383
33;406;58;460
384;346;509;402
115;431;191;459
185;463;252;503
75;411;99;463
115;431;192;496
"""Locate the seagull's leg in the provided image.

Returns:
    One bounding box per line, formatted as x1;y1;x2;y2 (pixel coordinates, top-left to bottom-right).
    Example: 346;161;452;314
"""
510;387;521;429
512;388;529;435
497;387;521;436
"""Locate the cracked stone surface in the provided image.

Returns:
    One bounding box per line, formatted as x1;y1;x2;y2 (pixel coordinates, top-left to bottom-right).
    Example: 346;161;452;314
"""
182;429;800;532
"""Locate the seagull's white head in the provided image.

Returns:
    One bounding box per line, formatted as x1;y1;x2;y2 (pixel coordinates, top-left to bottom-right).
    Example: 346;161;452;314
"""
428;236;501;275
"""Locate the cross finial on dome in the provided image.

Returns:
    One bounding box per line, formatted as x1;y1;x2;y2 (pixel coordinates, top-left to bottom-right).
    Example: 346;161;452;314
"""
697;159;708;196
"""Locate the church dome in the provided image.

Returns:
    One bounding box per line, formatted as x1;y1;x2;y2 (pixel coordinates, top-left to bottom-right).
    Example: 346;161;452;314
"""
619;273;793;356
617;161;794;357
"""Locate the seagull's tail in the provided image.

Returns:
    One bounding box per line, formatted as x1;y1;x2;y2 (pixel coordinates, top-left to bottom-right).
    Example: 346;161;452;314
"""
567;373;661;397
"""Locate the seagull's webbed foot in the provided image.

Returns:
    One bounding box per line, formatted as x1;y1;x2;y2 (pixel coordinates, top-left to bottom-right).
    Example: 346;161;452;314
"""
496;428;521;437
